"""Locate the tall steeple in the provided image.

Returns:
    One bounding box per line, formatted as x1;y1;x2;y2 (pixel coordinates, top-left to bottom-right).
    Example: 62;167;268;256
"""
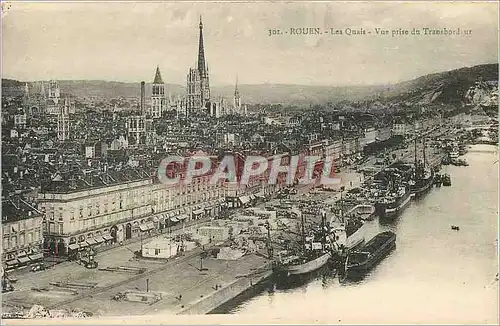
151;66;165;119
234;76;240;97
233;76;241;114
197;15;206;74
187;16;210;114
153;65;164;84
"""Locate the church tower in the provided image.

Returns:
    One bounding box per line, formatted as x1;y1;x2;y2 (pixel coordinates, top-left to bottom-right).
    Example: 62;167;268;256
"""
57;102;70;141
39;81;46;100
46;80;61;115
233;77;241;114
48;80;60;105
151;66;165;118
186;16;211;115
22;83;30;108
198;16;210;104
24;83;29;99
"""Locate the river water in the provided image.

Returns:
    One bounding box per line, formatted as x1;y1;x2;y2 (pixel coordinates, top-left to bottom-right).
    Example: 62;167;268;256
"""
225;144;499;324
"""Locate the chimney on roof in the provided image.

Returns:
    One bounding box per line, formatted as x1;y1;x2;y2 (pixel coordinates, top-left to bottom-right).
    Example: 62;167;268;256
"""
140;81;145;115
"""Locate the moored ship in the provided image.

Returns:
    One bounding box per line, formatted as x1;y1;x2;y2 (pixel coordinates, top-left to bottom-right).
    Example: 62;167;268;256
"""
345;231;396;278
349;204;376;221
410;137;434;199
410;165;434;199
449;149;459;159
458;144;468;156
273;209;331;279
330;219;366;252
442;173;451;186
274;251;331;277
375;184;412;219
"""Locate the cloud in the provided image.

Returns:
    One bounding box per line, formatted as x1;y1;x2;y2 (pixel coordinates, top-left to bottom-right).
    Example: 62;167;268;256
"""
2;2;498;85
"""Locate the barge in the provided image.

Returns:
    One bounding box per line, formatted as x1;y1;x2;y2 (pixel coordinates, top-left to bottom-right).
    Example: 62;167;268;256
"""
345;231;396;278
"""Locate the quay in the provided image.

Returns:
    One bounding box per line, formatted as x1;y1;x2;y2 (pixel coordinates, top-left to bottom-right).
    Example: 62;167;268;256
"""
1;126;458;318
3;243;273;317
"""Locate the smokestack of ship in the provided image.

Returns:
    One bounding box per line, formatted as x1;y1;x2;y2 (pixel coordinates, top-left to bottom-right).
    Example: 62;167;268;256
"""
140;81;145;114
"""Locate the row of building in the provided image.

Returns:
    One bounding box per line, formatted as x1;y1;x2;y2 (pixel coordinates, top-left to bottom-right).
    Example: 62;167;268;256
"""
1;16;443;272
2;112;434;270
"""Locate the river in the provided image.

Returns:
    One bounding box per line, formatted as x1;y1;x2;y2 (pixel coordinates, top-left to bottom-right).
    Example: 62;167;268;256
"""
223;144;499;324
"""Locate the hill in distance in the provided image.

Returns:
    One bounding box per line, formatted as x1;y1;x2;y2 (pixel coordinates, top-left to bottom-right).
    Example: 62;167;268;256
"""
378;63;498;105
2;63;498;106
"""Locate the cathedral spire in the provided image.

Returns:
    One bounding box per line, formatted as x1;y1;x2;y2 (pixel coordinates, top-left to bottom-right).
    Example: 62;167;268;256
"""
153;66;164;84
197;15;206;74
234;76;239;97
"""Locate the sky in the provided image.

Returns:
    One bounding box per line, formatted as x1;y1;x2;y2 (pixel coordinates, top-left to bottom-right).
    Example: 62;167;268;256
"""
1;1;498;86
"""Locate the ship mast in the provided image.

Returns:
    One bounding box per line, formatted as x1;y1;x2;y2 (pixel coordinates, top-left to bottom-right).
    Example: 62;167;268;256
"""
414;137;418;166
301;211;306;253
321;210;327;249
340;186;345;224
266;221;273;259
422;137;427;167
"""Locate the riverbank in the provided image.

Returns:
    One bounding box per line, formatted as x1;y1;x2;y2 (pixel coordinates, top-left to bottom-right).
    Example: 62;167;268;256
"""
224;144;499;324
2;129;454;319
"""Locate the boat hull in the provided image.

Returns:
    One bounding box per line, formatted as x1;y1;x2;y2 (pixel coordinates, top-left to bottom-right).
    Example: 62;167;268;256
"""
346;242;396;277
348;238;365;251
286;252;331;275
345;231;396;278
376;192;412;219
347;204;376;221
274;252;331;278
346;223;366;250
411;176;434;199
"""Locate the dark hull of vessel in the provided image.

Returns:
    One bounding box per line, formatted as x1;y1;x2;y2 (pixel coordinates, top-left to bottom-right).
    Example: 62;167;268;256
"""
345;231;396;278
273;252;331;278
375;191;412;219
411;175;434;199
272;262;332;290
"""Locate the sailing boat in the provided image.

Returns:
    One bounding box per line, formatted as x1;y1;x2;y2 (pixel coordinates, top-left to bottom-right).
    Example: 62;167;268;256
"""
273;209;331;278
410;137;434;199
330;193;367;251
